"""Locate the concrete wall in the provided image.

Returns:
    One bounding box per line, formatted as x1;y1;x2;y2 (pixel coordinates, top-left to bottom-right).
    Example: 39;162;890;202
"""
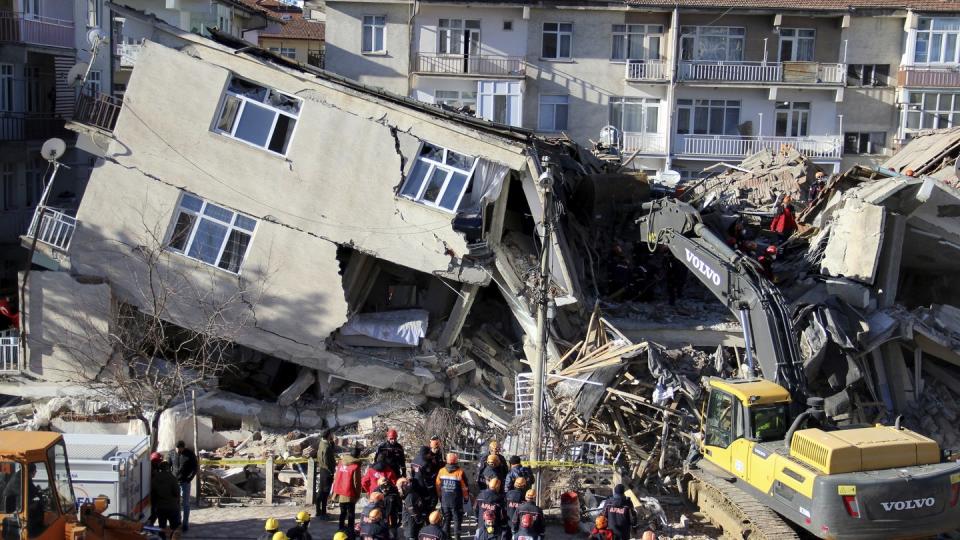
325;1;411;94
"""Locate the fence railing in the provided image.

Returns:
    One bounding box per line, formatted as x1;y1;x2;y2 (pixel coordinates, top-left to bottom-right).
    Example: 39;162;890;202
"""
0;113;69;141
415;53;525;76
115;42;143;68
75;92;122;132
679;60;845;84
307;51;325;69
27;206;77;251
898;66;960;88
625;59;667;81
622;132;668;154
0;331;21;374
0;10;73;48
676;134;842;159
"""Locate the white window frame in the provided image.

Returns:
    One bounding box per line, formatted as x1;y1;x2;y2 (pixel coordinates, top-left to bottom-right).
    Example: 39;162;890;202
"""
537;94;568;132
680;26;745;62
541;22;573;60
906;91;960;131
213;77;302;157
362;15;387;54
676;99;741;135
87;0;99;27
611;24;662;61
268;47;297;59
438;19;480;55
88;70;102;96
0;64;12;113
610;97;660;134
914;17;960;65
22;0;39;19
166;193;258;274
398;143;478;213
775;101;810;137
434;90;477;114
24;160;44;208
777;28;815;62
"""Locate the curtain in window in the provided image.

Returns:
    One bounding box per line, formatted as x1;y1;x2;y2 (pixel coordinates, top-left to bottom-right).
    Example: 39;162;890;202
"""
463;158;509;211
797;39;814;61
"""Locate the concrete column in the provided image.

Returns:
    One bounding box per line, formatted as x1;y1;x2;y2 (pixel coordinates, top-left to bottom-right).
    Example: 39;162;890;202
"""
306;458;316;506
438;283;480;349
875;213;906;309
266;456;274;505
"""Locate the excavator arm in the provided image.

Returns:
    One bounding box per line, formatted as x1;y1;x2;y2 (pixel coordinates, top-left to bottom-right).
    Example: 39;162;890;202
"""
634;198;807;401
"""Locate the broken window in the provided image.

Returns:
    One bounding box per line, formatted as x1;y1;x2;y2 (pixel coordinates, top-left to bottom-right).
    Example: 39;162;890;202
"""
846;64;889;87
434;90;477;115
843;132;886;155
542;22;572;59
362;15;386;53
167;193;257;274
214;77;301;156
399;143;477;212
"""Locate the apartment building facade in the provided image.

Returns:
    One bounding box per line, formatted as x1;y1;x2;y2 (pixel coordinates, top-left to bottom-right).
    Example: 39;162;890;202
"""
324;0;960;179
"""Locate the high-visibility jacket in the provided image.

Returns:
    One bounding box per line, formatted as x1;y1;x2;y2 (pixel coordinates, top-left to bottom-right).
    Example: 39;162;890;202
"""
435;464;468;507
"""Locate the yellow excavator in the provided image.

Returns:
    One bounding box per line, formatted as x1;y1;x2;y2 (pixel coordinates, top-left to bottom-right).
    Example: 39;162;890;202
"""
0;430;169;539
636;198;960;539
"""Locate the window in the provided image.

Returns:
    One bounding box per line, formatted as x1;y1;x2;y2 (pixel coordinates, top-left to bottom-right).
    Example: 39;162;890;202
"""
914;17;960;64
268;47;297;59
844;132;886;155
27;461;60;538
680;26;745;61
477;80;522;127
751;404;788;442
167;193;257;273
438;19;480;55
676;99;740;135
503;20;513;31
0;64;12;112
705;390;735;448
538;94;568;132
362;15;386;53
50;443;75;517
434;90;476;115
24;66;41;113
0;461;23;513
87;0;99;27
611;24;662;61
542;23;572;59
846;64;890;87
399;143;477;212
21;0;39;19
214;77;302;155
1;163;14;211
778;28;815;62
775;102;810;137
906;92;960;131
24;160;45;208
87;70;101;96
609;97;659;134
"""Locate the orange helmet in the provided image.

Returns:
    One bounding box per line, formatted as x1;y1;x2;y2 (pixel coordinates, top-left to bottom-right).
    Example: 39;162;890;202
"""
377;476;389;486
525;489;536;501
513;477;527;489
369;508;383;521
486;454;498;465
428;511;443;525
369;491;384;503
488;478;501;492
595;516;608;529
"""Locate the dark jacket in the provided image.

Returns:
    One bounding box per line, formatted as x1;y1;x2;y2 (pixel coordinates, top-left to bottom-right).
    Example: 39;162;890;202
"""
504;465;534;491
436;464;468;508
602;495;636;540
475;453;507;489
375;440;406;477
167;448;198;484
286;523;313;540
375;482;403;527
504;489;525;526
473;488;507;529
150;468;180;513
511;502;545;538
417;524;448;540
359;519;390;540
411;446;443;490
403;483;426;525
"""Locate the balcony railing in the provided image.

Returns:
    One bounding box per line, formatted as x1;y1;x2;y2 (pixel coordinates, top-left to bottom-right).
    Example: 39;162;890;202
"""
27;206;76;251
625;59;668;81
675;134;842;159
75;92;122;132
307;51;325;69
622;132;668;154
0;10;73;49
415;53;525;77
0;113;69;141
0;330;21;374
898;66;960;88
115;42;143;69
679;61;845;85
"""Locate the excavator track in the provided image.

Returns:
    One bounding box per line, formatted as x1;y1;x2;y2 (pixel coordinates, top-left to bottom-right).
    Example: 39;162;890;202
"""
687;468;800;540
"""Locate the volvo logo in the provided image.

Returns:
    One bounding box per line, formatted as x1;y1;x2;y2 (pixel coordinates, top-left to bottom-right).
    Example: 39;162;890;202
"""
880;498;935;511
684;248;721;286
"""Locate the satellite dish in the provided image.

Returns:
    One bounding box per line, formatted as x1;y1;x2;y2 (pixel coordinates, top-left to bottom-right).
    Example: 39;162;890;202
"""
659;169;682;186
66;63;89;88
87;28;106;48
41;138;66;162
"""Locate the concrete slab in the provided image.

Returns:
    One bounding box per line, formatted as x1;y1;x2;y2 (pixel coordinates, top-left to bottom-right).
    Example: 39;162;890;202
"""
821;199;885;284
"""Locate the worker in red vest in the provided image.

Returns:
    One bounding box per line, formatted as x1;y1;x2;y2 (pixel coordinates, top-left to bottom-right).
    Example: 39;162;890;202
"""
0;297;19;330
333;445;364;534
770;195;797;241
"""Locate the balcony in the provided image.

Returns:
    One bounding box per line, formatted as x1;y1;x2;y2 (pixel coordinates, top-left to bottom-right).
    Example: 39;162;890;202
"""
26;206;77;251
414;53;525;77
898;66;960;88
679;61;845;85
675;134;842;159
0;330;21;374
115;41;143;69
0;113;69;141
622;132;668;154
0;10;73;49
625;60;668;82
74;92;122;132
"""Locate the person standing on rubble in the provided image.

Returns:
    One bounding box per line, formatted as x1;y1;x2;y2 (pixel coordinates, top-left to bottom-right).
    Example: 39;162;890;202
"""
375;429;406;478
363;455;400;493
504;477;526;539
400;477;425;540
417;511;447;540
167;440;197;533
412;437;444;511
770;195;797;241
317;430;337;520
477;441;507;490
436;452;469;540
809;171;827;201
602;485;636;540
333;445;364;534
473;477;507;540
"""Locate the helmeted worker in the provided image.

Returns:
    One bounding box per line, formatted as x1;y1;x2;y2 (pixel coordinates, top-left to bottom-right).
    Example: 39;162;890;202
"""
258;517;281;540
272;533;289;540
411;437;444;511
400;477;425;540
145;452;165;526
334;533;349;540
504;477;526;536
641;531;657;540
360;508;390;540
503;457;534;492
589;516;614;540
476;441;507;490
417;510;447;540
375;428;406;478
435;452;468;540
476;510;503;540
512;513;538;540
474;477;507;539
362;455;400;493
511;490;544;540
286;510;314;540
151;460;181;540
375;476;402;539
602;484;637;540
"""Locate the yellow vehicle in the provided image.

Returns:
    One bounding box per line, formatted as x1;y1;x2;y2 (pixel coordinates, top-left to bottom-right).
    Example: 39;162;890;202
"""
0;431;160;540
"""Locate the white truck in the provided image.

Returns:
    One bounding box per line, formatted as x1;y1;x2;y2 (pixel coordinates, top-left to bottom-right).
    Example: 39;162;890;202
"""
63;433;152;519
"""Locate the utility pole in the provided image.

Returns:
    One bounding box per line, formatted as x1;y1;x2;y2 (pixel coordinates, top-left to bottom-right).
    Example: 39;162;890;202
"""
529;156;555;499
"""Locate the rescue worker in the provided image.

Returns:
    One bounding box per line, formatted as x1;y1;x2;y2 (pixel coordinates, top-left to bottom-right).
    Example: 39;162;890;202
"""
362;455;399;494
333;445;364;534
360;508;390;540
375;476;403;539
641;531;657;540
287;511;314;540
334;533;349;540
151;460;181;539
503;478;526;538
417;511;447;540
589;516;614;540
602;484;636;540
411;437;443;511
476;441;507;491
770;195;797;241
273;533;289;540
375;428;406;477
474;477;507;540
167;440;198;533
503;457;533;492
809;171;826;201
476;510;502;540
259;517;281;540
511;490;544;540
399;478;425;540
435;452;468;540
145;452;164;527
317;430;337;519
